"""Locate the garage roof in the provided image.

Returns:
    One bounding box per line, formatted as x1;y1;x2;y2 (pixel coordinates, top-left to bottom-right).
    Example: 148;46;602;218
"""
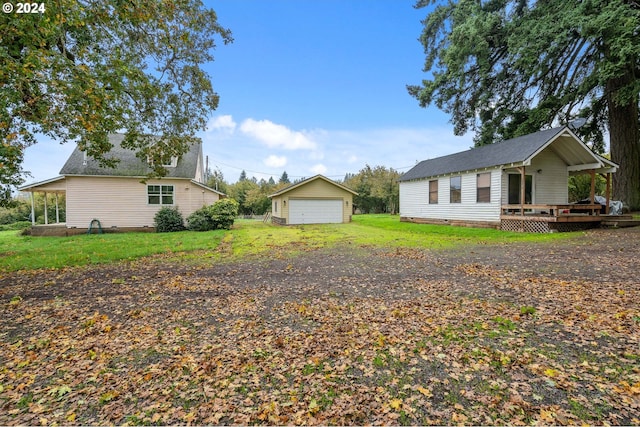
269;174;358;197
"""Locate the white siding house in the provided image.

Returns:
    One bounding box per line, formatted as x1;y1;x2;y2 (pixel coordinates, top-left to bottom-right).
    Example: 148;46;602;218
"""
399;127;618;231
19;134;224;234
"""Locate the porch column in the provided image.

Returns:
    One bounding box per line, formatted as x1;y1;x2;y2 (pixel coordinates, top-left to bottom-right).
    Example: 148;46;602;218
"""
519;166;526;215
43;192;48;225
55;193;60;223
605;173;611;214
30;192;35;225
589;169;596;204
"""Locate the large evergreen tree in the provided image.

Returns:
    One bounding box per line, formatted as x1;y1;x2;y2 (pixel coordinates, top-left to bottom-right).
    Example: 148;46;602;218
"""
409;0;640;209
1;0;232;203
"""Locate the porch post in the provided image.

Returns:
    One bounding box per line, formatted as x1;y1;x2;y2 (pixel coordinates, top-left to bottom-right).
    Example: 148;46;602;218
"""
30;192;35;225
43;192;48;225
520;166;526;215
605;173;611;214
55;193;60;223
589;169;596;204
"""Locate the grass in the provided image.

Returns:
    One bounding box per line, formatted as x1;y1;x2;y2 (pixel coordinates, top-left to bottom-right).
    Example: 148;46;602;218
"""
0;228;226;272
0;214;571;272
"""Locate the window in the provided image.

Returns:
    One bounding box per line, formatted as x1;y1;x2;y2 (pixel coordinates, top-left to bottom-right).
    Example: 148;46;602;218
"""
163;157;178;168
476;172;491;203
450;176;461;203
147;154;178;168
148;185;174;205
274;201;278;213
429;180;438;204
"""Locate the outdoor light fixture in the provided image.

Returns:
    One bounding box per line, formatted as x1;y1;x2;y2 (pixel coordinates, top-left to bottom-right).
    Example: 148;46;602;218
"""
537;169;543;174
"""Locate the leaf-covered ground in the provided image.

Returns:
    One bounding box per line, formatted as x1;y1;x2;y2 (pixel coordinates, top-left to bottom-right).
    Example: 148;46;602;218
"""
1;227;639;425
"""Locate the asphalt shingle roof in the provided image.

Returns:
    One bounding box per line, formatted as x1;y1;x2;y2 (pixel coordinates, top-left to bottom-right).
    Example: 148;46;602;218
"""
59;134;200;179
398;127;567;181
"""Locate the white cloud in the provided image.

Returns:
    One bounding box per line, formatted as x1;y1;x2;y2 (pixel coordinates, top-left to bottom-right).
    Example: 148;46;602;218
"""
240;118;317;150
207;115;237;132
310;163;327;175
264;155;287;168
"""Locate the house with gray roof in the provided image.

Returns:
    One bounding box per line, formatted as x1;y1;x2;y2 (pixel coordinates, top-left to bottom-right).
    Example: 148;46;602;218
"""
398;127;618;232
19;134;224;235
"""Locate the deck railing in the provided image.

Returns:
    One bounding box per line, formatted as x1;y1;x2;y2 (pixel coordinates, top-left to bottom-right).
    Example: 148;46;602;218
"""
501;204;602;218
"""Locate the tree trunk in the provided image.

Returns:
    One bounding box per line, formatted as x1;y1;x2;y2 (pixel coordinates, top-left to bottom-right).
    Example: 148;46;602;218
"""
607;74;640;211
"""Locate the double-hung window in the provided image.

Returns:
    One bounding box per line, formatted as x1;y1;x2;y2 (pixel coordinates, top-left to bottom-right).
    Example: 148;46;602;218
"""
450;176;461;203
148;185;174;205
429;180;438;204
476;173;491;203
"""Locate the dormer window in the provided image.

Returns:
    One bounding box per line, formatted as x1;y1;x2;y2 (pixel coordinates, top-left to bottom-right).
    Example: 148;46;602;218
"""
163;156;178;168
147;155;178;168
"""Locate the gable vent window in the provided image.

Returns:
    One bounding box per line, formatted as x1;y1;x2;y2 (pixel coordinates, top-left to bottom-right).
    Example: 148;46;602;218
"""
148;185;174;205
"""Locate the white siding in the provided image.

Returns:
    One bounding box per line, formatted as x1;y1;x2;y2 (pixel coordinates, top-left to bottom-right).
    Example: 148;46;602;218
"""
400;168;502;222
65;176;220;228
531;149;569;204
500;148;569;206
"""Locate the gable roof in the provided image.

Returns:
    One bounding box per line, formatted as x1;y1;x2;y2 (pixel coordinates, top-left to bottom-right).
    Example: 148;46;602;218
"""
59;133;202;179
399;126;614;181
269;174;358;197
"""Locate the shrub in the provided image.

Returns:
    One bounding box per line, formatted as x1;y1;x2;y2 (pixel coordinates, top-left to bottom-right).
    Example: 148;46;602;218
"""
154;207;185;232
0;221;32;231
207;198;239;230
186;209;214;231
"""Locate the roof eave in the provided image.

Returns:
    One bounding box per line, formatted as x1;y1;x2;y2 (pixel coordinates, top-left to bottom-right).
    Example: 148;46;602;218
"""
18;176;66;192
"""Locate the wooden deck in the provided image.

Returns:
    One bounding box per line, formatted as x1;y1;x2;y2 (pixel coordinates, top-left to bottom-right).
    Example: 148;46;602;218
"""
500;204;603;232
501;204;603;222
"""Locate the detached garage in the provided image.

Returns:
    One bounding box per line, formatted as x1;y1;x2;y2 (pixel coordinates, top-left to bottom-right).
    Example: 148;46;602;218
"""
269;175;358;225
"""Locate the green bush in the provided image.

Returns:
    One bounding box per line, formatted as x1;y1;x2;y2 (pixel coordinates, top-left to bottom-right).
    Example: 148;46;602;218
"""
207;198;239;230
154;207;185;232
0;221;32;231
186;209;214;231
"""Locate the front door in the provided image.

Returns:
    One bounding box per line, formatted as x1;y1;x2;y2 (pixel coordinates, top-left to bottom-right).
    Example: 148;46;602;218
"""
508;174;532;204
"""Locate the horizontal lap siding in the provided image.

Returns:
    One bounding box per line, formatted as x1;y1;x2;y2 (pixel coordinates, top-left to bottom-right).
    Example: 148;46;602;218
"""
278;179;353;224
400;169;501;222
65;177;196;228
500;148;569;204
531;149;568;204
186;182;221;213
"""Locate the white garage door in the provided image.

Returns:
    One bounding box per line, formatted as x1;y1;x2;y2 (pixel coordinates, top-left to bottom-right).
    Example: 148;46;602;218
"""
289;199;343;224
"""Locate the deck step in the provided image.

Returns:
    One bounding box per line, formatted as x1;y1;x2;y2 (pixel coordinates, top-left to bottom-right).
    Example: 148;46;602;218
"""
601;218;640;228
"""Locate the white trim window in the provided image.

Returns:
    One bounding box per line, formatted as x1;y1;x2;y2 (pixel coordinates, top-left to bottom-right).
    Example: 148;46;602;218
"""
148;185;174;205
429;180;438;204
476;172;491;203
163;156;178;168
450;176;461;203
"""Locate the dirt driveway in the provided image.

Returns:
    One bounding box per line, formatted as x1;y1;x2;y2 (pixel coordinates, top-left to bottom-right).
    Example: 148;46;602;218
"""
1;227;639;425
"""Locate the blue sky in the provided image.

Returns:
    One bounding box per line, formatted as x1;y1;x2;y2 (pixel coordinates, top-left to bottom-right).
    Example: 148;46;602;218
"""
22;0;475;185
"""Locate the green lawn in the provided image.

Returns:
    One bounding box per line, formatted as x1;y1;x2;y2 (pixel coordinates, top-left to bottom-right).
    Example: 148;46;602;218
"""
0;214;570;272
